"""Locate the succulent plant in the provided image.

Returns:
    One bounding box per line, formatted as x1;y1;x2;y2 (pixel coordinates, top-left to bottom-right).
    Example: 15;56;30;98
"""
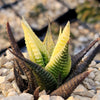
6;19;100;99
76;0;100;23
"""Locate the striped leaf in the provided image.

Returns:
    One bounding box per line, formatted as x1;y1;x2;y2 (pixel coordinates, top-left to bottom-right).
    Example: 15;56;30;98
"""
71;38;99;71
51;21;70;59
21;18;49;67
45;43;71;81
10;50;58;92
7;22;36;93
43;23;55;57
50;70;91;99
66;44;100;82
24;31;44;67
45;21;71;80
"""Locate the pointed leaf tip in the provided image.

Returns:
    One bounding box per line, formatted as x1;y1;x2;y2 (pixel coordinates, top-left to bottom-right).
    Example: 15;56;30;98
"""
6;22;11;33
63;21;70;33
71;38;100;71
51;21;70;59
43;23;55;57
6;22;9;27
50;70;90;99
21;18;50;67
45;21;71;80
34;86;40;100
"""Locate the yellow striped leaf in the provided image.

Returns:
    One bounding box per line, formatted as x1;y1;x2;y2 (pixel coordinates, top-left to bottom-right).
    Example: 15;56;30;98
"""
51;21;70;60
45;21;71;80
45;43;71;80
43;23;55;57
21;18;49;67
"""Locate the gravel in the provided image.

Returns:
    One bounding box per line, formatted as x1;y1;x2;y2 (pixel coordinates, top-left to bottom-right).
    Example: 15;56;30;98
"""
0;49;100;100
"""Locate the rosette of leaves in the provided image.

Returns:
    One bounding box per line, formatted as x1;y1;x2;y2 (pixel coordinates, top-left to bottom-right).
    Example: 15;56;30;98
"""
76;0;100;23
6;19;100;99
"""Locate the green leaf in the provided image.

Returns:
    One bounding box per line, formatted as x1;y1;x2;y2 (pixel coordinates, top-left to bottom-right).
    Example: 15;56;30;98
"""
24;32;45;67
21;18;50;67
10;50;58;92
50;21;70;59
43;23;55;57
45;22;71;80
45;43;71;81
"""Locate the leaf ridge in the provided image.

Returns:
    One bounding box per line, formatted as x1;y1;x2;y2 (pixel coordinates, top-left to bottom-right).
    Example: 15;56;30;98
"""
45;43;71;80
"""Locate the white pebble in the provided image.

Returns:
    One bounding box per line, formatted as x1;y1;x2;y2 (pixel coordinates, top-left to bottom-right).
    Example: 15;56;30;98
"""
95;81;100;86
7;91;18;97
12;80;21;94
39;90;47;96
0;76;6;84
0;56;7;67
92;92;100;100
95;63;100;70
38;95;50;100
6;69;14;82
1;93;34;100
74;95;91;100
73;84;94;97
3;61;14;69
50;96;64;100
67;96;74;100
89;61;96;67
5;49;14;60
0;68;9;76
94;74;100;82
88;72;95;79
1;82;13;96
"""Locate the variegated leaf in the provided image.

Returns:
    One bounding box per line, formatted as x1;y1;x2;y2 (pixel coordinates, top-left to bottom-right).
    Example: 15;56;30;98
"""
51;21;70;59
24;31;45;67
45;43;71;81
45;21;71;80
21;18;50;67
43;23;55;57
10;50;58;92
